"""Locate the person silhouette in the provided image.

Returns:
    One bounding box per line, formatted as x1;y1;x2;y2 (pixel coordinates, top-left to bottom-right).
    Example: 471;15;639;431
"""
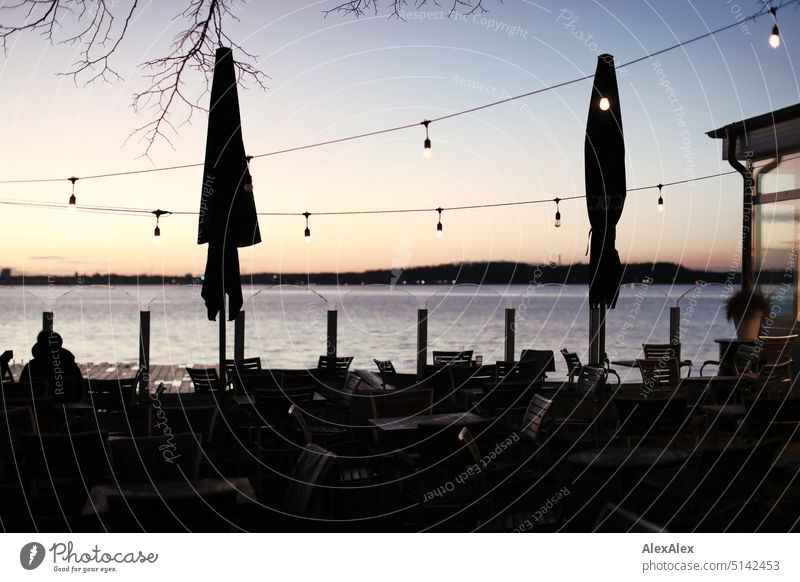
19;330;83;402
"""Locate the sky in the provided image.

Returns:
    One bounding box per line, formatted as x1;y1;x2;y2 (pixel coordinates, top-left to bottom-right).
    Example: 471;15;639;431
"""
0;0;799;277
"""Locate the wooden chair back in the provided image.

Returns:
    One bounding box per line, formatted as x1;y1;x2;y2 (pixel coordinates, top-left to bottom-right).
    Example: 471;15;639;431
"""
642;343;680;361
757;334;796;366
374;359;397;388
1;379;50;400
637;357;680;388
432;350;473;365
85;377;137;411
519;350;556;374
494;359;549;387
0;350;13;383
225;357;262;391
560;349;583;382
288;404;312;444
284;444;337;516
108;433;201;483
521;394;553;442
21;431;109;482
576;365;606;394
185;367;221;393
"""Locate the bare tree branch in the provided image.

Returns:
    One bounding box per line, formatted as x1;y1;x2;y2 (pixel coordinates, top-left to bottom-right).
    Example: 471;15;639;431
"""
324;0;493;19
0;0;267;157
126;0;267;158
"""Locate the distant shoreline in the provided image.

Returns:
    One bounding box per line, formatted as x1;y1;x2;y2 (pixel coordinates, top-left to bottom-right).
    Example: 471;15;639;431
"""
0;261;750;286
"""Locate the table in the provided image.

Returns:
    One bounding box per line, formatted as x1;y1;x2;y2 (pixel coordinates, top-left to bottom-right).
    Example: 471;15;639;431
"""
369;412;487;432
612;360;639;369
83;477;256;515
233;391;325;406
568;447;690;471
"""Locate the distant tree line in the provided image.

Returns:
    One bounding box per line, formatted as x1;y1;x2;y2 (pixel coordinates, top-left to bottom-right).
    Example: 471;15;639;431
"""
0;261;763;286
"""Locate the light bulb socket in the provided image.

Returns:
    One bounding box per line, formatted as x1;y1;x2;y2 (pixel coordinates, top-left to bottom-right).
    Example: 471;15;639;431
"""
304;227;311;238
770;24;780;47
154;225;161;237
68;194;76;206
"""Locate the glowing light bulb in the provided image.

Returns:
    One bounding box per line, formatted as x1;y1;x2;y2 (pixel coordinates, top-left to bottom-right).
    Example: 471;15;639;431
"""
68;194;77;214
423;138;432;159
770;25;780;48
153;225;161;245
658;196;664;212
554;211;561;228
599;97;610;111
304;227;311;244
436;222;443;238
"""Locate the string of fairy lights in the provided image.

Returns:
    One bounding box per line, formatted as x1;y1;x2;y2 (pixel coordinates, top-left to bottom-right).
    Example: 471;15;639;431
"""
0;1;794;245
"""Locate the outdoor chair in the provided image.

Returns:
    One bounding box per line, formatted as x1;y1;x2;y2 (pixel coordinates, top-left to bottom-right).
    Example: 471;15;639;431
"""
288;403;347;445
743;398;800;441
636;357;681;391
521;393;554;443
519;349;556;380
432;350;473;365
0;350;13;383
316;356;353;384
20;431;110;504
185;367;222;393
107;433;201;484
225;357;262;391
560;348;620;385
85;376;140;434
553;365;608;446
282;444;338;521
1;380;53;432
494;359;549;387
700;344;792;402
642;343;692;376
373;359;418;389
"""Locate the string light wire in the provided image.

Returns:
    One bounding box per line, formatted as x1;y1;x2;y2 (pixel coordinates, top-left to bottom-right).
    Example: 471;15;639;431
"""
0;0;791;187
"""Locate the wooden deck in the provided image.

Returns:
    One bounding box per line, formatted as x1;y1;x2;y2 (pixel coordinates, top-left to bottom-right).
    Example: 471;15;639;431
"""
9;362;203;393
8;363;385;394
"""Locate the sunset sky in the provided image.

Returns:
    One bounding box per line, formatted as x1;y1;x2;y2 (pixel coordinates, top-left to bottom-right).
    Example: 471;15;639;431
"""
0;0;799;276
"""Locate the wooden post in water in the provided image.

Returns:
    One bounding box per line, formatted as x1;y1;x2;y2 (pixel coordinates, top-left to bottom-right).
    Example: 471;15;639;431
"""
670;306;681;348
234;311;245;361
417;308;428;377
505;307;516;362
138;310;150;399
42;311;53;332
326;309;338;357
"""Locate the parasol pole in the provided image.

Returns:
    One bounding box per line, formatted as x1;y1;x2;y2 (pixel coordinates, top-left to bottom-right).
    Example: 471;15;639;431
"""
218;257;227;391
589;305;606;365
